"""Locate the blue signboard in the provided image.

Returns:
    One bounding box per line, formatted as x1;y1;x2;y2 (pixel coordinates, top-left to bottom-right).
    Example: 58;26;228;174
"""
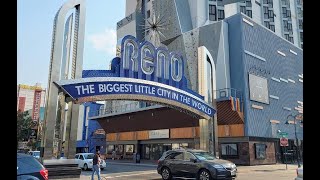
55;35;215;119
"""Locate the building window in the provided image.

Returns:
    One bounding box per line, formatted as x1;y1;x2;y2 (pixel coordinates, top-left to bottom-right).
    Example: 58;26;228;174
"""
281;0;288;6
255;143;267;159
300;32;303;42
297;0;302;5
263;7;268;19
246;10;252;18
270;25;275;32
287;23;292;31
147;10;150;18
286;10;291;18
264;21;270;29
125;145;134;155
246;0;252;7
297;7;303;18
263;0;268;4
240;6;246;14
298;19;303;29
268;10;273;18
115;145;124;154
209;5;217;21
284;34;289;41
283;20;288;31
221;144;238;157
107;145;115;154
218;9;225;20
289;36;294;43
282;7;287;18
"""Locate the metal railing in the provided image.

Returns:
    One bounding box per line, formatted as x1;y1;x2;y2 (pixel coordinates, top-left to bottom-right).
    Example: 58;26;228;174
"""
91;102;158;117
214;88;243;102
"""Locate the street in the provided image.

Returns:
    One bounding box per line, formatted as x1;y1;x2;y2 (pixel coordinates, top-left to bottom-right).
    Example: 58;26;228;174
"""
78;163;297;180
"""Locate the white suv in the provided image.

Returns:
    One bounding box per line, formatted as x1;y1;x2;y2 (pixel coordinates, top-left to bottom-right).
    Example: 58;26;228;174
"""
75;153;106;171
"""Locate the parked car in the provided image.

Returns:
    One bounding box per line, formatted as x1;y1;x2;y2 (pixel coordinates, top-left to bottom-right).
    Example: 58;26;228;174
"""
157;149;237;180
295;166;303;180
75;153;107;171
17;153;48;180
28;151;40;160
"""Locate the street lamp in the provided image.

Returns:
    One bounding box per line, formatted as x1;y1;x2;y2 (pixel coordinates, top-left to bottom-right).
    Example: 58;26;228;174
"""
285;114;303;168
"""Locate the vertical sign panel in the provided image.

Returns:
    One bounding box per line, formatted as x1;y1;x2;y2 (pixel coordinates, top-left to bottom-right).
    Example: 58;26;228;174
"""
32;90;42;120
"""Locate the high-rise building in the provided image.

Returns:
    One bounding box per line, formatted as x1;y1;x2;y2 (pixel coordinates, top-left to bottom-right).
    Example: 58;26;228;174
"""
127;0;303;48
17;83;46;118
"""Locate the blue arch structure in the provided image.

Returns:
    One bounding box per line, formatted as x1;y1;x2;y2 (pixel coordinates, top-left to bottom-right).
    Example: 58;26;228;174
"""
54;35;215;120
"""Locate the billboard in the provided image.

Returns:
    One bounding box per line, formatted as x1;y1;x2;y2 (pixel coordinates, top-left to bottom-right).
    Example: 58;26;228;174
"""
248;74;269;104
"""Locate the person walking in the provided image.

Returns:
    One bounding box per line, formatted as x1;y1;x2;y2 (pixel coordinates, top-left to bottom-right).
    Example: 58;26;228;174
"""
91;149;101;180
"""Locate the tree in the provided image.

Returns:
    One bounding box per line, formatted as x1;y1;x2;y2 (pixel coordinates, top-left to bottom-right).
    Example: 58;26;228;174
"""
17;110;33;142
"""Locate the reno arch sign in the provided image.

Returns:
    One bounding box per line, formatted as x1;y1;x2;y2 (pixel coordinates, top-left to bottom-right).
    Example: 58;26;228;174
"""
54;35;215;119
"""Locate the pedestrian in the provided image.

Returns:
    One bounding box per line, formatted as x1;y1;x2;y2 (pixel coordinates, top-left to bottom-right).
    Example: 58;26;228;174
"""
91;149;101;180
112;150;116;160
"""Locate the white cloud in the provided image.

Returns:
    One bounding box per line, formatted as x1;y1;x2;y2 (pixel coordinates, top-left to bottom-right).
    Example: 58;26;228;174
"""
87;28;117;56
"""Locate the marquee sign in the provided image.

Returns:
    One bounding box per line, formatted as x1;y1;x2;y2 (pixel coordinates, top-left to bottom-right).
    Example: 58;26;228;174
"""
54;35;215;119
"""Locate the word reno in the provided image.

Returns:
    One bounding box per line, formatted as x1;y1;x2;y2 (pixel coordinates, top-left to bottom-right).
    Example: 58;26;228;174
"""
121;35;184;83
72;82;213;116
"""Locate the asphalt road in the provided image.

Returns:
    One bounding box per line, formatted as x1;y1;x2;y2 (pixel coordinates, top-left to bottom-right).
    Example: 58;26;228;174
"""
80;163;297;180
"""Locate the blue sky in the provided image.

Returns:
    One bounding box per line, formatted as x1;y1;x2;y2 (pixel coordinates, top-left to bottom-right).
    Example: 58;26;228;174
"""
17;0;126;88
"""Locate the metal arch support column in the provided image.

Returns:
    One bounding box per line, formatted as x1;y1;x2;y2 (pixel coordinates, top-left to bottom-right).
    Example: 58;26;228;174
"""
41;0;86;160
197;46;218;154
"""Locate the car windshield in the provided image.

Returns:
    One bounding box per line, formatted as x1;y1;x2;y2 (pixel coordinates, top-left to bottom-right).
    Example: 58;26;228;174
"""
84;154;95;159
193;151;215;160
33;152;40;156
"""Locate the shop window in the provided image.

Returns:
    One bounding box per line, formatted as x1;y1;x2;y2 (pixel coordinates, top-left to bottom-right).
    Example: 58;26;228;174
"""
125;145;134;155
221;144;238;158
255;143;267;159
107;145;114;154
115;145;124;154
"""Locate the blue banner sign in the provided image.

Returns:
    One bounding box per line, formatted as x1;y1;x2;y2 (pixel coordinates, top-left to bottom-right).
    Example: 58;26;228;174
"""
55;35;215;119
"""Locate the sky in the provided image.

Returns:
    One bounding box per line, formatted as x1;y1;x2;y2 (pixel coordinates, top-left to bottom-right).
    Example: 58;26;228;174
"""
17;0;126;89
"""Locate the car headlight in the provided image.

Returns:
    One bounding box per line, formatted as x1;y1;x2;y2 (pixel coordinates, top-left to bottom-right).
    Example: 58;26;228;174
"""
212;164;225;169
231;164;236;169
89;161;93;164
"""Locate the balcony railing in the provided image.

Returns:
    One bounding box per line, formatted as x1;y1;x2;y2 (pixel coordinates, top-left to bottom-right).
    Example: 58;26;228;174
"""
214;88;243;102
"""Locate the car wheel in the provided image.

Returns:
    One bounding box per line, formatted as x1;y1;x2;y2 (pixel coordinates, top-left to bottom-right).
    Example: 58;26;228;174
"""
161;167;172;180
83;163;88;171
198;169;212;180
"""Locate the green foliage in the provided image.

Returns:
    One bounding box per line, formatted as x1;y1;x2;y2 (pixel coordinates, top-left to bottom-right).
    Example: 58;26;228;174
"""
17;110;33;142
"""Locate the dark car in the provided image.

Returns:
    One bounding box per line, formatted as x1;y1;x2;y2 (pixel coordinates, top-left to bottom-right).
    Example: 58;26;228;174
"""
157;149;237;180
17;153;48;180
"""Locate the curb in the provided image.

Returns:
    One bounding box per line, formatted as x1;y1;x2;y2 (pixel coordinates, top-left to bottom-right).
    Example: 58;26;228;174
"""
107;162;157;167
